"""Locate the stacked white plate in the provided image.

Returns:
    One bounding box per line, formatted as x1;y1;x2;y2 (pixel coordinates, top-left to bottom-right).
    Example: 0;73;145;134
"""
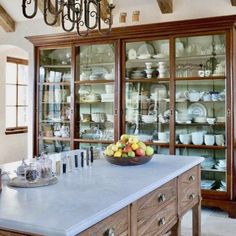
201;180;215;190
201;157;215;169
215;159;226;170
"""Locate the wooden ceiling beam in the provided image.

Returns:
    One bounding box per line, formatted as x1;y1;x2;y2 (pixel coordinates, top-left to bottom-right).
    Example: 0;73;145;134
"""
231;0;236;6
37;0;60;26
157;0;173;14
0;5;15;32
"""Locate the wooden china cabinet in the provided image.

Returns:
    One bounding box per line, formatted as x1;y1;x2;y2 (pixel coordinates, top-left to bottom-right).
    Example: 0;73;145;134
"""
29;15;236;217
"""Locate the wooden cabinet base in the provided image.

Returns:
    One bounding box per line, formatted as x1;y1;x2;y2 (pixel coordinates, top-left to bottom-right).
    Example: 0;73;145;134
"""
202;198;236;218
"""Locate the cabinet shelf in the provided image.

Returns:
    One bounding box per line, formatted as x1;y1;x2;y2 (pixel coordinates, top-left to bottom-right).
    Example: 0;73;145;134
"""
176;53;225;61
80;62;115;67
40;120;70;123
40;64;71;68
175;76;226;81
126;78;170;83
74;139;113;144
175;122;225;126
175;144;226;150
145;141;169;147
78;121;114;125
75;79;114;84
38;136;71;141
38;82;71;86
201;168;226;173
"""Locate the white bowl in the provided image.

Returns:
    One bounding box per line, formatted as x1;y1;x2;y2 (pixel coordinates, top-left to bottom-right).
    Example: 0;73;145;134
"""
142;115;156;123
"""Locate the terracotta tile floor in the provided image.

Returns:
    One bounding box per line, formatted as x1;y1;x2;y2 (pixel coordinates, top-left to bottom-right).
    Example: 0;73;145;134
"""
182;207;236;236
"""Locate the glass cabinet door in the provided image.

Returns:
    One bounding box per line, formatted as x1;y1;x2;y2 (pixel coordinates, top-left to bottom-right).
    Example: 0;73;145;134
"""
75;43;115;144
38;48;72;154
174;34;227;192
124;39;170;154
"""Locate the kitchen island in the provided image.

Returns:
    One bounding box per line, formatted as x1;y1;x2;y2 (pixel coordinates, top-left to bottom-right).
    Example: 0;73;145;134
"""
0;154;204;236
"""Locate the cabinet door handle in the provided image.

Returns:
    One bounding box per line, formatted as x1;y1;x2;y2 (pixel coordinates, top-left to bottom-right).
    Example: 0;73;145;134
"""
158;194;166;203
103;227;115;236
158;217;166;226
189;175;195;182
189;193;196;200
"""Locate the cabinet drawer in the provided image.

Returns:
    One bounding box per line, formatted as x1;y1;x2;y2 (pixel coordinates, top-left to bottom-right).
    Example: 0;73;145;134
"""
178;166;200;214
137;178;177;220
137;199;177;236
79;207;129;236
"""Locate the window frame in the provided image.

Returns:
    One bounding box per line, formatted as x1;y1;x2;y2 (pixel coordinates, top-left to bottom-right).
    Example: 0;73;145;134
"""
5;57;29;135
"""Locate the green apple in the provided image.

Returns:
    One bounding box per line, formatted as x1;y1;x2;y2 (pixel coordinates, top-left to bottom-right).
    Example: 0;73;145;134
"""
116;141;125;149
128;135;139;144
138;141;146;151
128;150;135;157
122;153;128;158
145;146;154;156
120;134;129;142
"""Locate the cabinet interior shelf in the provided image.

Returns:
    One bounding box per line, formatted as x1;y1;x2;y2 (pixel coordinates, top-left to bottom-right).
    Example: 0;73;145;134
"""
75;79;114;84
80;62;115;67
175;76;226;81
175;100;225;103
38;136;71;141
40;120;70;123
201;168;226;173
78;121;114;124
175;144;226;150
40;64;71;68
175;122;225;126
126;78;169;83
176;53;225;61
144;141;169;147
38;82;71;86
74;139;113;144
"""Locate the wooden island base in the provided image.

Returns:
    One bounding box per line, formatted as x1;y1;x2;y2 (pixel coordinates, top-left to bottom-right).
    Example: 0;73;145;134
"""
0;165;201;236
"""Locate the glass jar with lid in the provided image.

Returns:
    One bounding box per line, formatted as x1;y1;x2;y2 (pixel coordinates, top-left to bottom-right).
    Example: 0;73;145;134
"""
16;159;29;179
25;163;40;183
37;153;52;179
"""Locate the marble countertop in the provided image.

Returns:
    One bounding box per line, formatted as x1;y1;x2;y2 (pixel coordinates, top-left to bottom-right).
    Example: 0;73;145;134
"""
0;154;204;236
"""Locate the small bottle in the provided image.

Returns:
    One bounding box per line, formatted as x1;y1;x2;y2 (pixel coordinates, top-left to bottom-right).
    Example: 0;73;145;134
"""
90;147;94;166
81;152;84;168
74;155;78;168
62;156;67;174
67;155;72;172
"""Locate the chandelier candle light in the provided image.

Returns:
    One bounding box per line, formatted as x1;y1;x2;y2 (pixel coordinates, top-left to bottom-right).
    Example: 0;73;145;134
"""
22;0;115;36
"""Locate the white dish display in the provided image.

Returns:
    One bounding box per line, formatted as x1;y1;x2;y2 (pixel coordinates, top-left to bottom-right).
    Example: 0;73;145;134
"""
128;48;137;60
138;43;155;56
152;54;165;59
187;103;207;118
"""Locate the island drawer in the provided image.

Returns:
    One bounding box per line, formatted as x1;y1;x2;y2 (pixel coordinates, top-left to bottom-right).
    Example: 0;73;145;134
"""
137;178;177;218
137;199;177;236
79;207;129;236
178;165;200;214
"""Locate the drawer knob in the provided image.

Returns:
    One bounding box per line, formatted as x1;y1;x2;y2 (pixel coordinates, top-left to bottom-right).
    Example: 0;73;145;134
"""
189;193;196;200
158;194;166;203
158;217;166;226
189;175;195;182
103;227;115;236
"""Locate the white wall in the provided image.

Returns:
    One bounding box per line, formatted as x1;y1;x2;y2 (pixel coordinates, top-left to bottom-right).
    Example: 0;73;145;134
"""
0;0;235;161
0;46;28;164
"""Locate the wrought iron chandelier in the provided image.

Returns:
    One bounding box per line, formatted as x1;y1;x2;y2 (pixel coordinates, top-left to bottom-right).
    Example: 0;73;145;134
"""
22;0;115;36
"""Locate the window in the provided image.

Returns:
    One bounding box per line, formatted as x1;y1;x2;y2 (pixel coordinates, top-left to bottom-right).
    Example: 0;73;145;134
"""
5;57;28;135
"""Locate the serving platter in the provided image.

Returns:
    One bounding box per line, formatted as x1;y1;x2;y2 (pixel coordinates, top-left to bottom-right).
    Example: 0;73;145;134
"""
8;176;58;188
187;103;207;117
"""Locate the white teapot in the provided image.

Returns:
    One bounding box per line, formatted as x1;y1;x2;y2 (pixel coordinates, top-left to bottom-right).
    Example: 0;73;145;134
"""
184;90;205;102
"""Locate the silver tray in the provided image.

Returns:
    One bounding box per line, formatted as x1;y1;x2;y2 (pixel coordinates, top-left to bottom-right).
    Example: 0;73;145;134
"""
8;176;58;188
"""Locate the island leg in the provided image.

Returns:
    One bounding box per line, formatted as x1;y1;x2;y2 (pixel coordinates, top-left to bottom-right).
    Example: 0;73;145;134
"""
192;202;201;236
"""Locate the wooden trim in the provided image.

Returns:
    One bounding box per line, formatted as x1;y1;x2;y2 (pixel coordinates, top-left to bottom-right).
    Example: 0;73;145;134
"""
231;0;236;6
157;0;173;14
0;4;15;32
5;127;28;135
7;57;28;65
26;15;236;46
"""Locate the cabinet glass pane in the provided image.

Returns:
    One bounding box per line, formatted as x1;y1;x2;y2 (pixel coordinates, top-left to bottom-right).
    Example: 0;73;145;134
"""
175;34;227;192
39;140;71;154
176;148;226;192
77;44;115;81
75;43;115;142
176;35;226;78
38;48;72;154
125;39;170;148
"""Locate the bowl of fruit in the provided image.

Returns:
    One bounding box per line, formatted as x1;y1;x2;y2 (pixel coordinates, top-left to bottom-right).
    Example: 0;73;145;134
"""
104;134;154;166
